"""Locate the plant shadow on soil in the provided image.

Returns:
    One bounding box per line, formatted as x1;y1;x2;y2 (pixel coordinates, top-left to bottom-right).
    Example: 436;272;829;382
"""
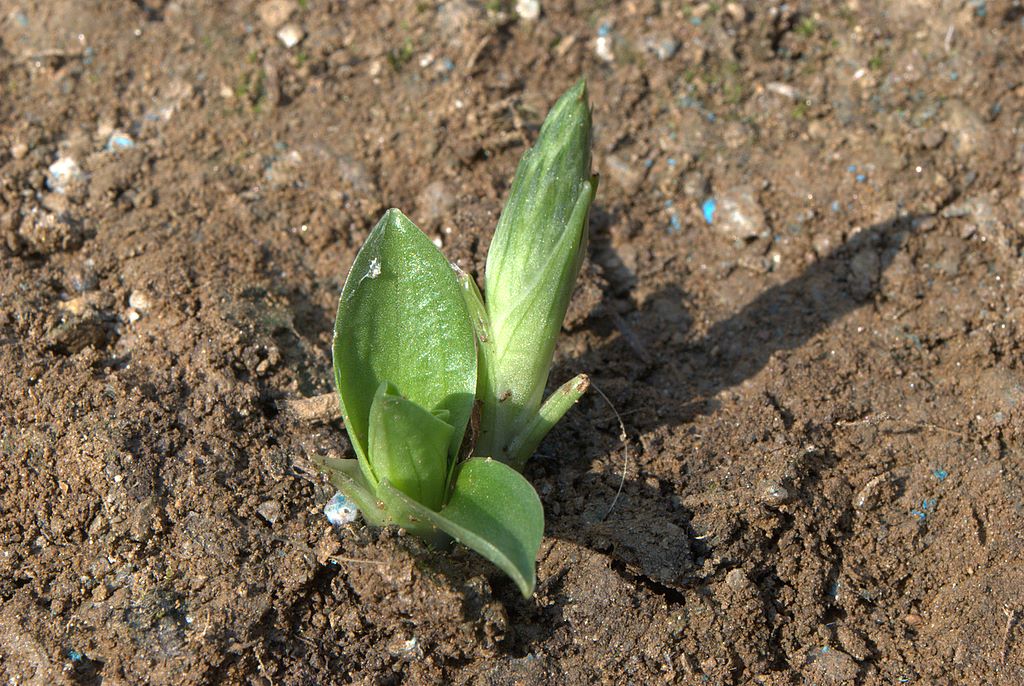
487;211;916;649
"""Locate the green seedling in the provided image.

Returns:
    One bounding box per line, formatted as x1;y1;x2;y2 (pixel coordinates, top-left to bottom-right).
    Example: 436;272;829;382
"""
315;80;596;597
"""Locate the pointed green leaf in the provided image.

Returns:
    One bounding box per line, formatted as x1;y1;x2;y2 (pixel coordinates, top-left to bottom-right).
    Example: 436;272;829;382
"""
505;373;589;471
333;209;477;484
377;457;544;597
368;382;453;512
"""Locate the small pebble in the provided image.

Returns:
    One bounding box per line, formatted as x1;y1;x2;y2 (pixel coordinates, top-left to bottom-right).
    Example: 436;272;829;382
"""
515;0;540;21
47;156;85;194
725;568;751;592
854;473;887;510
324;492;358;526
257;500;282;525
128;290;152;312
921;128;945;149
759;480;790;506
105;132;135;151
712;185;766;241
10;142;29;159
642;35;680;61
257;0;297;29
766;82;798;99
277;23;304;48
849;247;880;297
805;646;858;683
595;35;614;62
682;171;708;199
725;2;747;22
67;260;98;293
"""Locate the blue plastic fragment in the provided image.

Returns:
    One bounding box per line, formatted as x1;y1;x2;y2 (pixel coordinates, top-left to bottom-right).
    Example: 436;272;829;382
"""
911;498;937;521
702;198;716;224
855;174;866;183
68;649;84;662
598;22;612;37
669;213;682;233
933;469;948;481
847;164;857;173
324;492;359;526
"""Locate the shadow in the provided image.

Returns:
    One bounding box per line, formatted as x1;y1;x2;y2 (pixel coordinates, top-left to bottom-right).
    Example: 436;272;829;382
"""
490;213;917;645
574;213;913;429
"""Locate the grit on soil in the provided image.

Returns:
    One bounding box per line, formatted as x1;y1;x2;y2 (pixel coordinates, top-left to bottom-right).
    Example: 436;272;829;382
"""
2;1;1024;684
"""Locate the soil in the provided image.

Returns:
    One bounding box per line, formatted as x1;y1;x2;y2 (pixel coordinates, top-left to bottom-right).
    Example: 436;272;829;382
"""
2;1;1024;684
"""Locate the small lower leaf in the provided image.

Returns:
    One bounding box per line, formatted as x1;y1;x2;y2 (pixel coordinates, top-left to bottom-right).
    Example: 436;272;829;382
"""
368;382;453;512
505;373;589;471
377;457;544;597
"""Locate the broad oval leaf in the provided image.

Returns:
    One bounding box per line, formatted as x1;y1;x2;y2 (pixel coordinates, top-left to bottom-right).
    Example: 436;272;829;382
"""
368;382;453;511
377;457;544;598
333;209;477;483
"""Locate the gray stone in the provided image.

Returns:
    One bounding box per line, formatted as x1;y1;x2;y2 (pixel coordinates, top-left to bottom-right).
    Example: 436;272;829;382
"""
713;185;766;241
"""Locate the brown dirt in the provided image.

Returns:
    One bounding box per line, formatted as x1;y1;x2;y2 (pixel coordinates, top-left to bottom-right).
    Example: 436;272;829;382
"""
2;1;1024;684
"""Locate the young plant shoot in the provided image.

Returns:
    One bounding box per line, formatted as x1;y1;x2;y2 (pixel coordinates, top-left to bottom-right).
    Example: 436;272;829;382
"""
316;80;595;598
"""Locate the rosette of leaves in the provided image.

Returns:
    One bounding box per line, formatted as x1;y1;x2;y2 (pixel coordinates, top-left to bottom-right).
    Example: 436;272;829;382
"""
315;80;596;597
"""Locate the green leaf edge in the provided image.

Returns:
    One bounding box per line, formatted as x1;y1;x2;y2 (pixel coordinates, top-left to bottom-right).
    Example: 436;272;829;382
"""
506;373;590;471
377;458;543;598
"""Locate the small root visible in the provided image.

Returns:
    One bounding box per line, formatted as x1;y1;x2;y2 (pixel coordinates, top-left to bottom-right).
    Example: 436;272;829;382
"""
590;381;629;522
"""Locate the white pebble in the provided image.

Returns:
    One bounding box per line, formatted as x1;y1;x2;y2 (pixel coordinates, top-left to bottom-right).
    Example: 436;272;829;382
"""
324;492;358;526
595;35;614;63
47;157;84;194
516;0;541;20
128;290;152;312
277;23;304;48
